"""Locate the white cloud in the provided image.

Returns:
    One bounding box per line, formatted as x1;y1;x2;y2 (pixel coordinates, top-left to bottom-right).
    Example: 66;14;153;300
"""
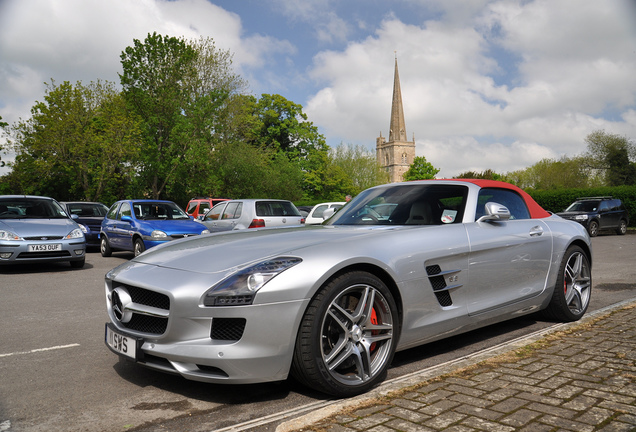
305;0;636;177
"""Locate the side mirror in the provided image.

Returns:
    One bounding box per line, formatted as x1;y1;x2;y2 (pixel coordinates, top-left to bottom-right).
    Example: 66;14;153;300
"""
477;202;511;222
121;215;133;223
70;214;79;220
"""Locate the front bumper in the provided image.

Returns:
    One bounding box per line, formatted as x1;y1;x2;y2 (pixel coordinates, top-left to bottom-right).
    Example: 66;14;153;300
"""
105;271;309;384
0;240;86;264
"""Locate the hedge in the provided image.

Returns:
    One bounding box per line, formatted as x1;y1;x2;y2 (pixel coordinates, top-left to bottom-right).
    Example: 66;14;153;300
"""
528;186;636;227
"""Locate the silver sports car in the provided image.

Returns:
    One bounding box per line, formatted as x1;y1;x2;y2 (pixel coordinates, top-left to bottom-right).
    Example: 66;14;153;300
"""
104;180;592;397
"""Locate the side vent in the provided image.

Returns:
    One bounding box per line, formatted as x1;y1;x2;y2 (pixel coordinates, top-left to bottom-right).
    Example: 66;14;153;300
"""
425;265;462;307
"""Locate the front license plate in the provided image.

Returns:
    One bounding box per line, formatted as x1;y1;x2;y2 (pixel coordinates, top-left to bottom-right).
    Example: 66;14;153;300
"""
105;323;137;360
28;243;62;252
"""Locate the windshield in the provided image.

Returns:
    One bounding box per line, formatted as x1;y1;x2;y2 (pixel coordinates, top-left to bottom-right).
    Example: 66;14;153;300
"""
327;184;468;226
132;202;190;220
565;201;599;212
65;202;109;217
0;198;69;219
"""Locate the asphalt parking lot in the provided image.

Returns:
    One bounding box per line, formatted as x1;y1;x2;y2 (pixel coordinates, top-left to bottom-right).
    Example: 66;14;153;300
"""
0;233;635;432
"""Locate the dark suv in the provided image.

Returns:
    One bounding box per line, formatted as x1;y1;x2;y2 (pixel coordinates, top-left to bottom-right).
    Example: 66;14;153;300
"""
557;196;629;237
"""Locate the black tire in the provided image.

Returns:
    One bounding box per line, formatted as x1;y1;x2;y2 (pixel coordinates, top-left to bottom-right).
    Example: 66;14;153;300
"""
133;238;145;256
616;219;627;235
70;257;85;269
543;245;591;322
291;271;399;397
588;220;599;237
100;236;112;257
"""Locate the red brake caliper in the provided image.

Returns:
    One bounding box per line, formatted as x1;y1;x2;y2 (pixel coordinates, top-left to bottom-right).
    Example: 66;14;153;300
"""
370;308;378;352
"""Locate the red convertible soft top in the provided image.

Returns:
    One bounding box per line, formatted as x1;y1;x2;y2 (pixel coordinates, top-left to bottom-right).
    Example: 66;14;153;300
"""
444;179;551;219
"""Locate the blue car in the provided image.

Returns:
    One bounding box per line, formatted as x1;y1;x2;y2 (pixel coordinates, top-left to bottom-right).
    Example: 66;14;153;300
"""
100;200;209;257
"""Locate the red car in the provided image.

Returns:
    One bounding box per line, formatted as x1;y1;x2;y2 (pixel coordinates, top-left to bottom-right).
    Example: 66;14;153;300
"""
185;198;230;220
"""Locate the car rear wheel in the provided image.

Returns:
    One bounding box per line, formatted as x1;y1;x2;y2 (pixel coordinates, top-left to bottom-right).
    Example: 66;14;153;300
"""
134;238;145;256
291;271;399;397
100;236;112;257
543;245;591;322
616;219;627;235
588;220;599;237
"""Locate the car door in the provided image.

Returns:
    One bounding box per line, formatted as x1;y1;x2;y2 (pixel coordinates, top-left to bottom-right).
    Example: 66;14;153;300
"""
465;188;553;316
102;203;122;247
201;202;228;232
215;201;242;231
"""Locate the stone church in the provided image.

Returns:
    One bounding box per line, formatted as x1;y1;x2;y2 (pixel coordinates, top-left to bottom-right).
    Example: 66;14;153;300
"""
376;57;416;183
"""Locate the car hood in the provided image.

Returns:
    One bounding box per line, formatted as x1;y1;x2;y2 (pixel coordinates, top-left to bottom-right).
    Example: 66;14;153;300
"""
134;219;207;234
133;225;395;275
0;218;79;237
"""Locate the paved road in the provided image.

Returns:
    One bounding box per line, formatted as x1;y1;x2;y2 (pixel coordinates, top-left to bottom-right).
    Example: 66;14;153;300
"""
0;233;634;432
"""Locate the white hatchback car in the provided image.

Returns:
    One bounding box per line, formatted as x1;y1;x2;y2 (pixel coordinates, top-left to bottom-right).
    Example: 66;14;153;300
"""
198;199;304;232
305;202;345;225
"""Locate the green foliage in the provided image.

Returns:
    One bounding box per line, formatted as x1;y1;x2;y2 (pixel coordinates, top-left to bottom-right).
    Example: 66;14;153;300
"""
454;169;502;180
504;156;594;190
6;80;142;202
403;156;440;181
584;130;636;186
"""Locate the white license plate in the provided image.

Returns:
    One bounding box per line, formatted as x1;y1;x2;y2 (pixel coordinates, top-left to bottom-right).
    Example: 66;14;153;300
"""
105;324;137;360
28;243;62;252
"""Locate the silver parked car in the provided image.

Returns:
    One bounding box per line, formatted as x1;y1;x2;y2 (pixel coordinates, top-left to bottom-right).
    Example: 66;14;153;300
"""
198;199;304;232
0;195;87;267
104;180;592;397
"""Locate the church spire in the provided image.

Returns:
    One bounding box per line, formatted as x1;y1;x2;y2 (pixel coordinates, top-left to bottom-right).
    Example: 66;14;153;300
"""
389;55;407;142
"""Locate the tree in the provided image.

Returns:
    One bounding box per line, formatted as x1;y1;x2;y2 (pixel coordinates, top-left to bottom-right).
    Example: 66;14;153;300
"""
584;130;636;186
455;169;502;180
119;33;246;199
505;156;593;190
403;156;440;181
329;143;388;194
7;80;142;201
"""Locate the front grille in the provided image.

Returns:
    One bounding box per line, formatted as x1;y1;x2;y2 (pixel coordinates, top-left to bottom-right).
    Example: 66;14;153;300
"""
23;236;63;240
126;285;170;310
18;251;71;259
211;318;246;341
170;234;199;239
114;283;170;335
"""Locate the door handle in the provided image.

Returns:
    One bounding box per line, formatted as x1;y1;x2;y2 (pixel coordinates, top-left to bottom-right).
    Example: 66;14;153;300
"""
529;226;544;237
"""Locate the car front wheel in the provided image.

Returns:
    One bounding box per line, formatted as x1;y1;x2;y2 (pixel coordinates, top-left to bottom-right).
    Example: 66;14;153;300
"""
291;271;399;397
588;220;599;237
616;219;627;235
100;236;112;257
133;238;145;256
543;245;591;322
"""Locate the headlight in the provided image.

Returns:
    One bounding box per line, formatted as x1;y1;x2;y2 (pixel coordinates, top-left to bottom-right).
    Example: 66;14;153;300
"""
202;257;302;306
201;229;210;234
78;224;88;233
65;228;84;239
575;215;589;221
0;230;22;241
151;230;168;239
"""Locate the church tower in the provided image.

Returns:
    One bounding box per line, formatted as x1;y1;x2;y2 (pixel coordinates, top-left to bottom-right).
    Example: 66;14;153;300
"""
376;56;415;182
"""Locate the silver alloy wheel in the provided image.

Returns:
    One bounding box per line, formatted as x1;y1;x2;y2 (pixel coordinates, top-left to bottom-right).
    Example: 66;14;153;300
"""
563;251;591;315
319;283;394;386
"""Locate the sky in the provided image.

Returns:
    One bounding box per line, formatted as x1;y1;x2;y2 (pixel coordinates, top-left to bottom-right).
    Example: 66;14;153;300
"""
1;0;636;178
